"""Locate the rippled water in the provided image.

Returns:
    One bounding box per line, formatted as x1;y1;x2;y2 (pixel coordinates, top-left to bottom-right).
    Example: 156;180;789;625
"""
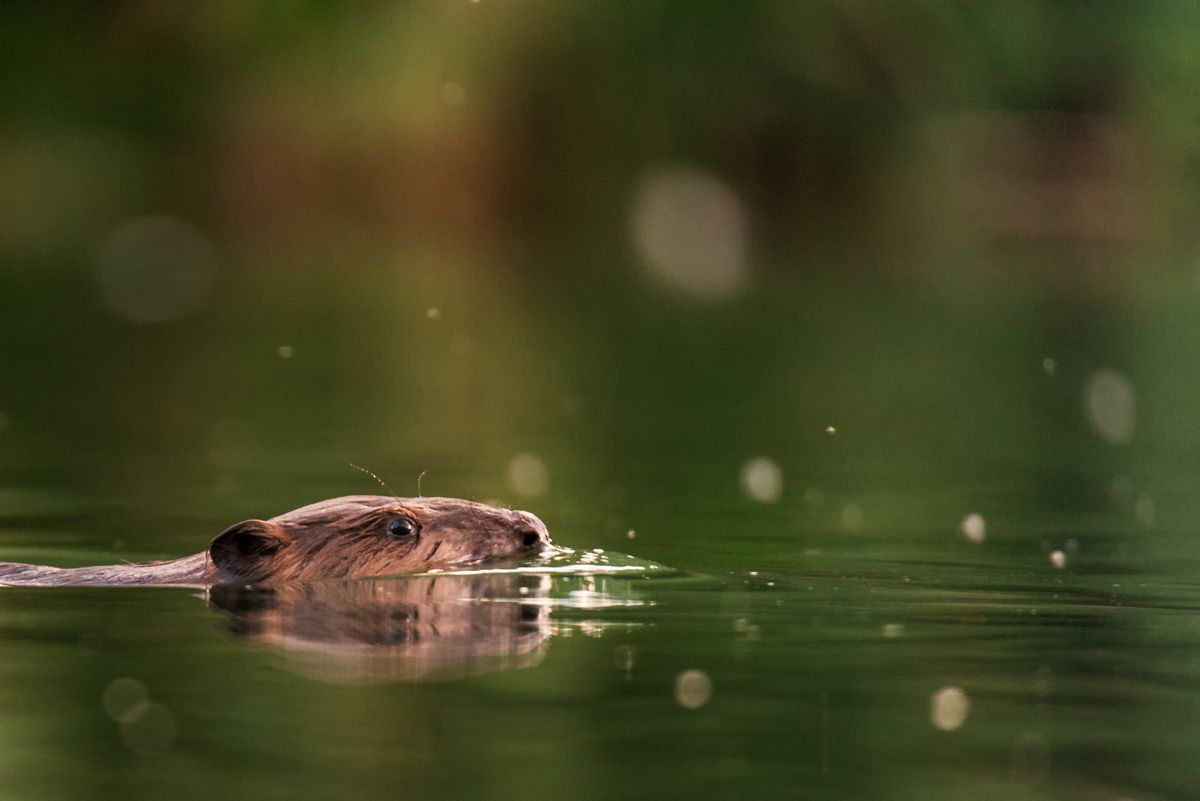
1;489;1197;801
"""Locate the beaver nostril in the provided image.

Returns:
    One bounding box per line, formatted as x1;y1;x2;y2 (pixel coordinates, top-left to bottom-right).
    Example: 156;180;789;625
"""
520;530;541;550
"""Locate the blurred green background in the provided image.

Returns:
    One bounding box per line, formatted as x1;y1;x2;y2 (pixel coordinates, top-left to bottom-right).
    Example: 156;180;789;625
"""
4;1;1200;541
4;3;1200;800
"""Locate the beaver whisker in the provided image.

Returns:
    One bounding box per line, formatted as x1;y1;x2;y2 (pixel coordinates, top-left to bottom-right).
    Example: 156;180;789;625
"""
346;461;402;503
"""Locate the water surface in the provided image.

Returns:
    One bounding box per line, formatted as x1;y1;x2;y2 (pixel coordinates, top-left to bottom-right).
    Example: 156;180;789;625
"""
0;483;1195;801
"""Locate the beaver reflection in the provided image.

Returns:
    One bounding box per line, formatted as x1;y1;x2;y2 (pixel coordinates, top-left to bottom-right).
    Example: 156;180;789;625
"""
208;573;551;683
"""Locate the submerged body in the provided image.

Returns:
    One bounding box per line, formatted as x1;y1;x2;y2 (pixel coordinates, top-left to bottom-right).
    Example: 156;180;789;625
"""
0;496;552;587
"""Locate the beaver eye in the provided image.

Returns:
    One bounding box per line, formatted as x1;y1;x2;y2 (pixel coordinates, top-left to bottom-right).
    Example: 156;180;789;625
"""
387;517;418;538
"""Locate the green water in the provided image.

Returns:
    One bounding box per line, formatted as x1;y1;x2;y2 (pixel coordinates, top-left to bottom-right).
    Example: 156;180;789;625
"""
0;463;1197;801
2;265;1195;800
1;275;1197;800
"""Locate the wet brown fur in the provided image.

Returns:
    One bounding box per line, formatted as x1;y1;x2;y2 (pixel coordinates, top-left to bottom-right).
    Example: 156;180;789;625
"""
0;496;551;587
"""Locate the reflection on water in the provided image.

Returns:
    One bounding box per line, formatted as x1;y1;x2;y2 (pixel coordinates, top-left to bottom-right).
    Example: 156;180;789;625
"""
1;532;1200;801
207;566;654;684
208;574;550;683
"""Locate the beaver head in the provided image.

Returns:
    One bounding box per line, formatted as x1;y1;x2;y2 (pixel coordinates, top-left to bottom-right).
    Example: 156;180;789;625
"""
208;495;552;584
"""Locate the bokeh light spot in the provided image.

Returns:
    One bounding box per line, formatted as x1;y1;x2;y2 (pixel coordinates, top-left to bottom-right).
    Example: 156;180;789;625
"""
631;167;748;300
962;513;986;543
508;452;549;497
1084;369;1135;444
95;215;216;323
101;677;148;723
841;503;864;531
740;457;782;503
930;686;969;731
674;669;713;709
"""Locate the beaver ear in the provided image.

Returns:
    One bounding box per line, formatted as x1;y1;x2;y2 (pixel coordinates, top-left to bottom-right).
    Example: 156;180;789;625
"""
209;520;291;577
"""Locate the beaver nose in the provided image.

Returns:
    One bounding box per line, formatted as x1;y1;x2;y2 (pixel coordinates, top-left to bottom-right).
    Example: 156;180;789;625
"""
513;512;550;551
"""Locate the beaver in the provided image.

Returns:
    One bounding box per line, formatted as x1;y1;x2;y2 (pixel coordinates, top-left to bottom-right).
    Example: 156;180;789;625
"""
0;496;552;587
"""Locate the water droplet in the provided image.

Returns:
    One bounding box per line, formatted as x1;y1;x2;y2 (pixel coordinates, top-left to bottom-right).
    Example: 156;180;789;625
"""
674;669;713;709
508;452;549;497
1049;550;1067;569
740;457;782;503
930;686;969;731
824;425;836;434
626;529;636;539
961;513;986;544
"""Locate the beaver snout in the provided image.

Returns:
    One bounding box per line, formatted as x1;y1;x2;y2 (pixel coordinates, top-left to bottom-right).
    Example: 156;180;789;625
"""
513;511;551;552
519;529;543;550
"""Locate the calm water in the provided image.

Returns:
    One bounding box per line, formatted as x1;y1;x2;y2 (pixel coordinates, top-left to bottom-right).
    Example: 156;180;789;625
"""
0;266;1191;801
0;473;1196;801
